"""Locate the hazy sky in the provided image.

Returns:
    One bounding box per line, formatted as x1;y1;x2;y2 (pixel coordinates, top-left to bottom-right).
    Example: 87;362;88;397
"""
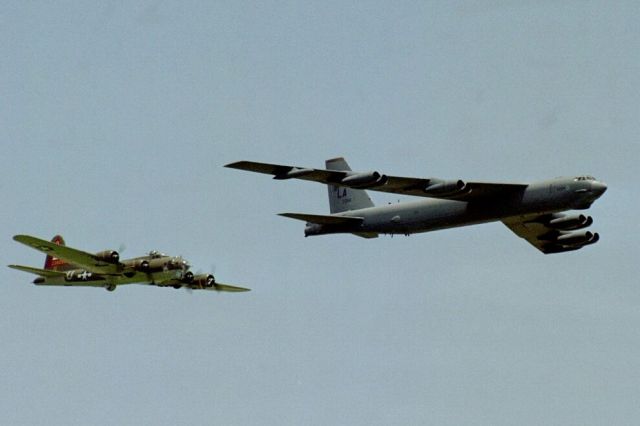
2;2;639;425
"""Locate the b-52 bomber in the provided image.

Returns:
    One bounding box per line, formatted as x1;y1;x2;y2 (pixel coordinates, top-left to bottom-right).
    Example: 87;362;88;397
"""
226;157;607;254
9;235;249;292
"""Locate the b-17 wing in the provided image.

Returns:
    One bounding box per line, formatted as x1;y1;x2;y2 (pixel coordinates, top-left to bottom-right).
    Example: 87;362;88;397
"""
502;213;599;254
160;277;251;292
8;264;67;278
225;160;527;202
204;282;250;292
12;235;122;274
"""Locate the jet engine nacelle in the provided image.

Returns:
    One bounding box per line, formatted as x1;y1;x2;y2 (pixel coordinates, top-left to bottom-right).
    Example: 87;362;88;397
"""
192;274;216;288
548;214;593;230
423;179;467;196
555;230;599;247
95;250;120;263
340;171;388;188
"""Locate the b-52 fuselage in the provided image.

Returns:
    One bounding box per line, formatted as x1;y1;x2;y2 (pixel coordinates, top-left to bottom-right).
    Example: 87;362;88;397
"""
226;158;607;254
9;235;249;292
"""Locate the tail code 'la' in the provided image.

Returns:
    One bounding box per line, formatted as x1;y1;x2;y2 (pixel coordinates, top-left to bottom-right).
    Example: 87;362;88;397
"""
326;157;375;213
44;235;69;271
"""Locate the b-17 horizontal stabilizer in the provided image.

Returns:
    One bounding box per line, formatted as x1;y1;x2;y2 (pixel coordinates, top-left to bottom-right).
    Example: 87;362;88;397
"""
278;212;363;225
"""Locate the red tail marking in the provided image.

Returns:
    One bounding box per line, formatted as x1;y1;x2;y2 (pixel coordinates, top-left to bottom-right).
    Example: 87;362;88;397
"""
44;235;67;270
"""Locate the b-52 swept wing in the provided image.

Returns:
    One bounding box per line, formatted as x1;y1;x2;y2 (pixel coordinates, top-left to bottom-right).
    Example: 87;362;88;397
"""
226;157;607;254
9;235;249;292
226;160;528;202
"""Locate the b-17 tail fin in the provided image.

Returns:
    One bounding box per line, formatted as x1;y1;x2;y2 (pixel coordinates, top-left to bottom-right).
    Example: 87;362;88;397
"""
326;157;375;213
43;235;74;271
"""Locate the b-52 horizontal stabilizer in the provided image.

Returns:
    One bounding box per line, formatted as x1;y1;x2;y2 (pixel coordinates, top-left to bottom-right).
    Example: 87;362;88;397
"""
278;212;363;225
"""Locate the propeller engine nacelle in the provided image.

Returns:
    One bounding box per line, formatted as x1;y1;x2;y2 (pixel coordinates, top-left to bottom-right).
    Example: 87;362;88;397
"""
548;214;593;230
133;259;150;272
340;171;388;188
95;250;120;263
192;274;216;288
423;179;467;196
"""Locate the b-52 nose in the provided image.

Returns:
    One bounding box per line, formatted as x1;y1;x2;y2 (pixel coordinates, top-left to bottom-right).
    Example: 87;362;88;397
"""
591;181;607;197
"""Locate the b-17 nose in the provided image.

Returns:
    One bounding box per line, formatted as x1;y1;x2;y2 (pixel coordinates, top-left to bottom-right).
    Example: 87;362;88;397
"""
591;181;607;197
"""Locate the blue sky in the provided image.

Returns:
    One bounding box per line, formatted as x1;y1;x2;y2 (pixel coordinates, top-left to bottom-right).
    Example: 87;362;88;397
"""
1;2;639;425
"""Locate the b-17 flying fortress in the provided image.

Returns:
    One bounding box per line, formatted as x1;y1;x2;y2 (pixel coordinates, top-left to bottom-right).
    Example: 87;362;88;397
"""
9;235;249;292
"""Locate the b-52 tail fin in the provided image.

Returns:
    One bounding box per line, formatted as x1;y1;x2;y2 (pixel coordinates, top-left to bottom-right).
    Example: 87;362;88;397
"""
326;157;375;213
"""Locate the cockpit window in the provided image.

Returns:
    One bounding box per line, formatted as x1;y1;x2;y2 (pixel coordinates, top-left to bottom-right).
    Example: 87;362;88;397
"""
574;176;596;181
